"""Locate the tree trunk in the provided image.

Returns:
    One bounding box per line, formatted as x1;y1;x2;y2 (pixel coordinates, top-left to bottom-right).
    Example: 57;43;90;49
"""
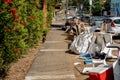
43;0;47;29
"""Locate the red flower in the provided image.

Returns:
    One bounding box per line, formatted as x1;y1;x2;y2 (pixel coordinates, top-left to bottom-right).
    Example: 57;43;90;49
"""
9;7;13;11
10;7;19;21
14;14;19;21
4;0;12;4
7;28;11;33
15;27;19;31
11;9;16;15
30;15;36;19
20;20;26;25
14;49;19;54
10;7;16;15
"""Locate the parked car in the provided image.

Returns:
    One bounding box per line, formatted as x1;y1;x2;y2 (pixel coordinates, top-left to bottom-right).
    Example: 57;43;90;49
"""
90;16;105;28
104;17;120;34
81;15;90;23
66;15;73;20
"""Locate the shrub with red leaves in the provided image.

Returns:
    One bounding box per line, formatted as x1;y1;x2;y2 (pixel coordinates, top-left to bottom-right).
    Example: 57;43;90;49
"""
15;27;19;31
7;28;11;33
13;49;19;54
20;20;26;25
4;0;12;4
30;15;36;19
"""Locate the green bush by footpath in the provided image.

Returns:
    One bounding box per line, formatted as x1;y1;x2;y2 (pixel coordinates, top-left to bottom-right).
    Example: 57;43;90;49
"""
0;0;56;78
0;0;44;78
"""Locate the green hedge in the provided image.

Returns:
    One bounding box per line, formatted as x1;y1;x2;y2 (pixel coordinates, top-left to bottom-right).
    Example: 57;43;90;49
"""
0;0;44;78
0;0;57;78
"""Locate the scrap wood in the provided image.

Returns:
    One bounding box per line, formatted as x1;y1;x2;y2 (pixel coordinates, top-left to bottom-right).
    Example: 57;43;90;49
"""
73;62;86;74
74;65;81;74
74;65;90;75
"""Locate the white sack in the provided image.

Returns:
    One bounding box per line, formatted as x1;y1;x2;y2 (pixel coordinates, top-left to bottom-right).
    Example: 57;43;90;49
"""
69;33;93;54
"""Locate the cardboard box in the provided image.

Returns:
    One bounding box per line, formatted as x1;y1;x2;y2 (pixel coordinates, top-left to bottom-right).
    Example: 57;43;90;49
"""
111;48;119;57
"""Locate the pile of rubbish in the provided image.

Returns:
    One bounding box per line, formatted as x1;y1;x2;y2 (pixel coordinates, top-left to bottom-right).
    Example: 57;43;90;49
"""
64;17;120;80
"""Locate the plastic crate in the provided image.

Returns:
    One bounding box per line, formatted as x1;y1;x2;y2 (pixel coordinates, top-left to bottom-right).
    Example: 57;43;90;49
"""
89;65;114;80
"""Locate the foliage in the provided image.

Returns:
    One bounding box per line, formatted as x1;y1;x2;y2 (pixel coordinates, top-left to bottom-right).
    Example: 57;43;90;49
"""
104;2;110;11
68;0;82;7
0;0;58;78
47;0;56;28
82;0;107;16
83;0;90;11
92;2;103;16
0;0;44;78
65;0;109;16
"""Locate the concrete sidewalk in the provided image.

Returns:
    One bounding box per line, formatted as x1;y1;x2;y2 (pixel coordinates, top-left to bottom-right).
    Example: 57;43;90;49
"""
25;28;75;80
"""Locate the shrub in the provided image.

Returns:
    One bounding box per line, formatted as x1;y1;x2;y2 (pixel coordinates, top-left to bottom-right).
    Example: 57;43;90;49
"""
0;0;44;78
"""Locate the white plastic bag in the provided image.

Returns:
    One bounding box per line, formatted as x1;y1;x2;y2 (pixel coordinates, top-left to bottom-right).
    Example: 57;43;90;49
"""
69;33;93;54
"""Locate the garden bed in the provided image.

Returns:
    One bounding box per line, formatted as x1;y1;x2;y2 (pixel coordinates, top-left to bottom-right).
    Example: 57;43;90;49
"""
4;42;43;80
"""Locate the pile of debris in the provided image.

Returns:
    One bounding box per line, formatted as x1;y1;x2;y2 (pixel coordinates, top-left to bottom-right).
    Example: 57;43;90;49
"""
64;17;120;80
